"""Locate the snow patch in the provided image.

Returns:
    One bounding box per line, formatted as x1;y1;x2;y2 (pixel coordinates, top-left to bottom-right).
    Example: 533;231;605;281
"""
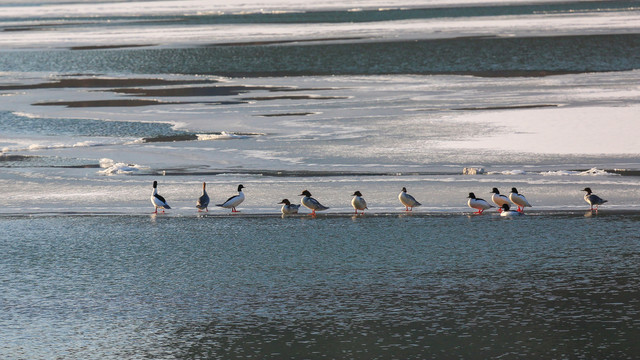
98;158;148;175
539;168;619;176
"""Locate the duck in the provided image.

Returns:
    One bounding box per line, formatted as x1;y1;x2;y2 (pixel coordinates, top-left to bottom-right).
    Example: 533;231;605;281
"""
490;188;510;211
216;184;245;212
150;180;171;214
196;182;210;212
582;187;607;212
300;190;329;216
399;187;421;211
278;199;300;214
351;191;368;215
499;203;522;217
508;187;532;213
467;192;493;214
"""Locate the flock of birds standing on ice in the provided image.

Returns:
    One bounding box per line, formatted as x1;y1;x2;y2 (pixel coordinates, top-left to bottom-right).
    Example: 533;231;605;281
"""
151;181;608;216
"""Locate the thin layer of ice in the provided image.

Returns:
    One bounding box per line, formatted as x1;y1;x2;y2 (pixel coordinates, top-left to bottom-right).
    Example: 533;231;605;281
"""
0;0;618;18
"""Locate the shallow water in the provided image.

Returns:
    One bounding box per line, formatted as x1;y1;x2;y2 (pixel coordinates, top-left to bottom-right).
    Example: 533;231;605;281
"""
0;111;184;138
2;214;639;359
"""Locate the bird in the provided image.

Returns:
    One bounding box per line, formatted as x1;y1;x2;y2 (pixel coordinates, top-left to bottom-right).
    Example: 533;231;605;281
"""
278;199;300;214
508;187;532;213
490;188;510;211
399;187;421;211
150;180;171;214
467;192;493;214
300;190;329;216
216;184;245;212
351;191;368;215
499;203;522;217
583;187;607;212
196;182;210;212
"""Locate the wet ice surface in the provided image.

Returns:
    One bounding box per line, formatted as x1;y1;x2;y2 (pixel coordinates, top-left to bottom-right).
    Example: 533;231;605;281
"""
0;169;638;216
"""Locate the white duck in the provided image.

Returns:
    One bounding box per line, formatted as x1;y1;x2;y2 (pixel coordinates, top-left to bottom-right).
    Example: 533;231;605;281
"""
196;182;210;212
467;192;493;214
490;188;510;211
582;187;607;212
508;187;532;213
278;199;301;214
216;184;245;212
151;180;171;214
351;191;368;215
399;187;421;211
300;190;329;216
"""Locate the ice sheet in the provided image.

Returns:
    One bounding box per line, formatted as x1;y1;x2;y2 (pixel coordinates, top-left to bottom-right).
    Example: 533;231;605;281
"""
440;105;640;154
2;71;639;170
1;12;639;49
0;0;617;18
1;0;639;214
1;70;639;214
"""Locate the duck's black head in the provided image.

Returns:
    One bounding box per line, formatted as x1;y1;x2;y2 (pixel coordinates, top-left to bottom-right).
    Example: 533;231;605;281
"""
300;190;312;197
491;188;500;194
511;187;518;193
353;191;363;196
582;187;592;194
153;181;158;188
468;192;476;199
279;199;291;205
237;184;245;191
401;187;407;193
501;203;511;211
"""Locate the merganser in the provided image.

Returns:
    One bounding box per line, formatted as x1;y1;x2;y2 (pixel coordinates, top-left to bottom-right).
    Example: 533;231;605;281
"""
216;184;245;212
151;181;171;214
351;191;368;215
490;188;510;211
582;187;607;212
399;187;421;211
300;190;329;216
508;187;532;213
196;182;209;212
499;203;522;217
467;192;493;214
278;199;300;214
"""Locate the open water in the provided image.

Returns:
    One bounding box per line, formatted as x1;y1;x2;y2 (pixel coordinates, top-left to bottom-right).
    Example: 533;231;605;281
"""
2;213;640;359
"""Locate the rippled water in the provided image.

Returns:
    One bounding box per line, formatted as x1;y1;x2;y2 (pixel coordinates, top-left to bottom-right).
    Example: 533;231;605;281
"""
2;34;639;76
2;214;639;359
